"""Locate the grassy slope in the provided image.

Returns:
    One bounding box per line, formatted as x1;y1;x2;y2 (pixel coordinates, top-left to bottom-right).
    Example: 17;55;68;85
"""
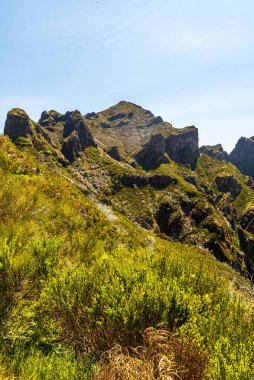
76;149;244;267
0;137;254;379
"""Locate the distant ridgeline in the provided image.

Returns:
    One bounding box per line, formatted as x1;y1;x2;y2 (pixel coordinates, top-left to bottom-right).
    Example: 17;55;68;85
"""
3;101;254;275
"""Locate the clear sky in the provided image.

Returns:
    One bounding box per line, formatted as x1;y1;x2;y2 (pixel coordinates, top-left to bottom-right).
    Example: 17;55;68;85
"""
1;0;254;153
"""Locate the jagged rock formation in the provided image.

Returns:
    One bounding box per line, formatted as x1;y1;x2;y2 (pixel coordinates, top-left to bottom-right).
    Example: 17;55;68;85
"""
39;109;96;163
4;101;198;170
39;110;63;126
200;144;229;161
229;136;254;178
61;111;96;163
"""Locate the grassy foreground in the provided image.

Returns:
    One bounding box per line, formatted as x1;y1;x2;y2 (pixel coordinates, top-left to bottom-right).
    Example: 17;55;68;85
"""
0;136;254;379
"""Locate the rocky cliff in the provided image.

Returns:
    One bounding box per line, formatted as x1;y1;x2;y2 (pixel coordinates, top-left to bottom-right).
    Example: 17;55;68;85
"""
229;136;254;178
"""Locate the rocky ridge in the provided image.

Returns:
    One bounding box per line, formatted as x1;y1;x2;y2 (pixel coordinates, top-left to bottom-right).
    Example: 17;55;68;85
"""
200;144;229;161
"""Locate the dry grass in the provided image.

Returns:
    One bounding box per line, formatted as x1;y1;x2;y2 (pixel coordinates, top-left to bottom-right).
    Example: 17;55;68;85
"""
93;328;208;380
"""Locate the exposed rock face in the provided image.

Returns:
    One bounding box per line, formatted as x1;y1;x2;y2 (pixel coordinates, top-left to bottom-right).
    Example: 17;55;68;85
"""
107;146;123;162
229;137;254;178
155;202;184;241
183;175;200;190
4;108;51;153
200;144;229;161
135;134;170;170
215;175;242;199
39;110;63;127
165;127;199;169
38;110;97;163
4;108;97;164
4;109;33;138
61;111;96;163
135;127;199;171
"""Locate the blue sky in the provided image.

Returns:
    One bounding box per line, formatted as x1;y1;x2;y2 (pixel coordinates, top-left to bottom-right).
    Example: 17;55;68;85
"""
1;0;254;152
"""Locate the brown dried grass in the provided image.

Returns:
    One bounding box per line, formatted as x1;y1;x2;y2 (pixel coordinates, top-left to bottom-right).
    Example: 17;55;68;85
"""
93;327;208;380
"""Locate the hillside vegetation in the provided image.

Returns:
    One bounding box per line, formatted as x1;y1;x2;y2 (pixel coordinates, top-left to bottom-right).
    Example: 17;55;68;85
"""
1;101;254;379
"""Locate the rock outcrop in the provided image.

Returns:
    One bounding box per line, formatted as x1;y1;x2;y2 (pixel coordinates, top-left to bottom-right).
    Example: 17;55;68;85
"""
38;110;96;163
135;134;170;170
39;110;63;127
229;137;254;178
4;108;96;164
165;127;199;169
215;175;242;199
4;108;48;152
4;108;33;138
200;144;229;161
107;146;123;162
61;111;96;163
135;127;199;170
